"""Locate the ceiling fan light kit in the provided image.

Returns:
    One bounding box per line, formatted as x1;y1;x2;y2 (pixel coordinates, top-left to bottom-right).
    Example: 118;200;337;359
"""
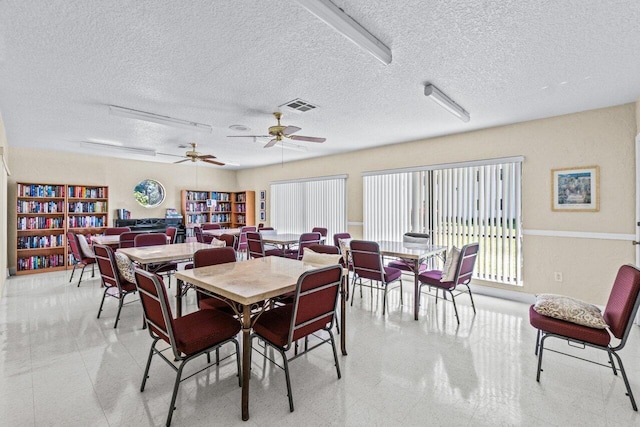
424;84;470;122
108;105;213;133
295;0;392;65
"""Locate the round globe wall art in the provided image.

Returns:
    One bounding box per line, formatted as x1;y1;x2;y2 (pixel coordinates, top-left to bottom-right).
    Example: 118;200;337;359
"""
134;179;166;208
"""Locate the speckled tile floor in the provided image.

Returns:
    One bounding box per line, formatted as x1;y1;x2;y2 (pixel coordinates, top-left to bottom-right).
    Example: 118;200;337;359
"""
2;269;640;426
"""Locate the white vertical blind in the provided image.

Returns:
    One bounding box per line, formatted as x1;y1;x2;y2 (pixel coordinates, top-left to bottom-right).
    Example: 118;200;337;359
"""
363;158;523;285
270;176;347;239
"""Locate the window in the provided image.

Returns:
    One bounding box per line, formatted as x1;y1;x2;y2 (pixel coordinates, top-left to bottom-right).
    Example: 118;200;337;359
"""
363;157;523;285
270;175;347;239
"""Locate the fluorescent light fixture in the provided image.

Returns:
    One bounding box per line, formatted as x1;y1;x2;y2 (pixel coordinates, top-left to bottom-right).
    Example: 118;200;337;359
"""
295;0;392;65
109;105;213;133
81;141;157;156
424;84;470;122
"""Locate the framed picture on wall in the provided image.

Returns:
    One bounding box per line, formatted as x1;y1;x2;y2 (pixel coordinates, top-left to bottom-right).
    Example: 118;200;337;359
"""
260;201;265;210
260;190;266;200
260;210;266;221
551;166;599;212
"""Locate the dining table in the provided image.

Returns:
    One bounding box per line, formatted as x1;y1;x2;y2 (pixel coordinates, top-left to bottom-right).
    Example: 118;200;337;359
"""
174;256;348;421
118;242;212;316
202;227;242;237
259;232;301;252
90;234;121;246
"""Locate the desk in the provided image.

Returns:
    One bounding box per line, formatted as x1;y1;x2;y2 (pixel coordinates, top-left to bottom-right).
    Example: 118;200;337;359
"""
377;241;446;320
118;242;211;317
202;228;241;237
175;256;348;421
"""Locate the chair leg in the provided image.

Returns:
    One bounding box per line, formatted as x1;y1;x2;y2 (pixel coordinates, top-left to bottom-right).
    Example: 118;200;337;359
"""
97;288;109;319
449;291;460;324
382;285;387;315
141;339;159;392
234;340;241;387
350;275;357;307
91;263;95;278
166;361;186;426
465;284;476;314
536;334;547;382
69;264;77;283
114;297;124;329
327;329;341;379
77;265;86;287
216;348;220;365
607;351;618;375
609;350;638;411
534;329;541;356
278;347;294;412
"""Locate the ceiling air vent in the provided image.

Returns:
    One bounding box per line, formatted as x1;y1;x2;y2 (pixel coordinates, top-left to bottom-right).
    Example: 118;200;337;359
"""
280;98;318;113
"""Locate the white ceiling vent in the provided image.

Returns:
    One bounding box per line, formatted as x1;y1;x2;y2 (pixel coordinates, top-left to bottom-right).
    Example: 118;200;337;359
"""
280;98;318;113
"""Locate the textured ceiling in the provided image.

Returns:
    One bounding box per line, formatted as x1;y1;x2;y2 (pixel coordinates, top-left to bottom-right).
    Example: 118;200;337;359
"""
1;0;639;169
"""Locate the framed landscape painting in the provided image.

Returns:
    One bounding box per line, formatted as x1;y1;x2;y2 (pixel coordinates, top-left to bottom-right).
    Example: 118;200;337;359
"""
551;166;599;212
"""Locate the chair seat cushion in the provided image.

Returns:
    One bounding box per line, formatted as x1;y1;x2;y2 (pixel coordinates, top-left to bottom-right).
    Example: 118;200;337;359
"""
253;304;293;348
533;294;608;329
264;248;283;257
418;270;454;290
529;305;610;347
384;266;402;283
388;260;428;273
173;309;240;356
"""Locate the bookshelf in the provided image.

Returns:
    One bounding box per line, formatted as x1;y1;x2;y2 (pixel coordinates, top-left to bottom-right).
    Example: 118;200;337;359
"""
231;191;255;228
15;183;109;275
180;189;254;230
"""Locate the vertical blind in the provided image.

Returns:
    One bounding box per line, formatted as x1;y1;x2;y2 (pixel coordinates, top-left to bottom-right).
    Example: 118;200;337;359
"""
363;157;523;285
270;175;347;239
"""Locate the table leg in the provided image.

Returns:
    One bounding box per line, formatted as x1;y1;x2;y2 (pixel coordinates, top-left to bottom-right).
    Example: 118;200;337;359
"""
176;278;183;318
241;304;251;421
413;259;420;320
340;273;348;355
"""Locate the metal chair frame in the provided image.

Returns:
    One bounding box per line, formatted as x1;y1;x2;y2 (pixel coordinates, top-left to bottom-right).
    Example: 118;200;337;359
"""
67;232;95;286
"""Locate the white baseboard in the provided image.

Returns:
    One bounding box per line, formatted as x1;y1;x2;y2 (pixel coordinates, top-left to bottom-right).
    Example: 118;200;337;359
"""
469;283;535;304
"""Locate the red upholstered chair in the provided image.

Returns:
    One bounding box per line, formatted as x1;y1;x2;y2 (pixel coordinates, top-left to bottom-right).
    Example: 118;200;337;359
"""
201;223;222;230
417;243;479;324
104;226;131;236
217;233;236;249
134;233;178;286
236;226;256;260
67;232;96;287
193;226;214;243
192;247;238;312
349;240;403;315
530;264;640;411
165;226;177;244
247;231;282;258
284;232;322;260
311;227;328;242
134;269;241;427
93;244;137;328
251;265;343;412
258;223;264;229
119;232;138;248
333;232;351;248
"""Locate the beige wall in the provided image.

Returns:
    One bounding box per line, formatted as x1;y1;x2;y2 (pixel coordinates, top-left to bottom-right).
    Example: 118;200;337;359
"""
5;104;637;304
0;115;9;296
237;104;637;305
7;148;237;272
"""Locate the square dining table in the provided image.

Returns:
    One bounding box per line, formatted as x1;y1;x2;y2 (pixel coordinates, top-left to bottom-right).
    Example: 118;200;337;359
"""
118;242;212;316
377;240;447;320
202;227;242;237
174;256;348;421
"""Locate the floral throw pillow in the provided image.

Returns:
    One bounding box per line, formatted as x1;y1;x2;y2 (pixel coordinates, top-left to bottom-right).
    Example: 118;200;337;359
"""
533;293;608;329
115;252;136;284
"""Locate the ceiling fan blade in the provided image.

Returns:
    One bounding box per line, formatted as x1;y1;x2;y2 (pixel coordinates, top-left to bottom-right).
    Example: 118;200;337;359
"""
173;158;190;164
202;159;225;166
227;135;271;138
288;135;326;143
264;138;278;148
199;154;217;159
282;125;301;135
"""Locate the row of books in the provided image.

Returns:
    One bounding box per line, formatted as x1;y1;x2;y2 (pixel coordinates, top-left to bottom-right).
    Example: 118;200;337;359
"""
17;200;64;214
235;204;247;213
17;234;64;249
18;217;65;230
18;184;66;198
185;191;210;201
186;202;208;212
211;192;231;201
68;186;106;199
186;214;209;224
236;193;246;202
235;214;246;224
17;254;65;271
213;202;231;212
67;216;105;228
211;213;231;223
68;201;107;213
